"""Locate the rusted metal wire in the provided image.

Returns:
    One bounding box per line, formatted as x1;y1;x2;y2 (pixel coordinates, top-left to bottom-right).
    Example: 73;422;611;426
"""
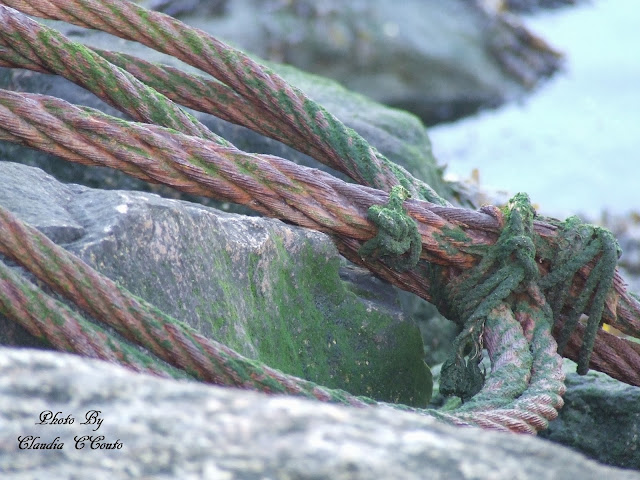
0;89;481;263
434;298;565;433
0;0;446;204
0;205;377;405
554;318;640;386
1;88;638;379
1;3;638;344
0;7;230;144
0;258;190;380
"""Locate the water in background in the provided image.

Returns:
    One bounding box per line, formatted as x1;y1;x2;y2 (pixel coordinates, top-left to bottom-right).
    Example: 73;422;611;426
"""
430;0;640;218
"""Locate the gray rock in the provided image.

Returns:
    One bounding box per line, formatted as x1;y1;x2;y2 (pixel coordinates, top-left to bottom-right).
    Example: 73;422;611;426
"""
148;0;228;18
0;161;431;406
396;288;459;367
170;0;561;124
539;360;640;470
501;0;583;13
0;347;638;480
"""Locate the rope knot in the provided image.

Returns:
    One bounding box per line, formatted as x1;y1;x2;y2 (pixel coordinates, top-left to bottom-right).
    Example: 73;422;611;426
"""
441;193;539;399
358;185;422;272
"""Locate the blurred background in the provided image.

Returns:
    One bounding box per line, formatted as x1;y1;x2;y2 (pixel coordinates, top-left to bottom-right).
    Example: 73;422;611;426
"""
431;0;640;220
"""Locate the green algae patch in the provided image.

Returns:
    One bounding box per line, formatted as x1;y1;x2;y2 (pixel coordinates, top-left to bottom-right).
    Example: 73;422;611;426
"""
238;236;432;407
63;192;431;407
190;229;432;407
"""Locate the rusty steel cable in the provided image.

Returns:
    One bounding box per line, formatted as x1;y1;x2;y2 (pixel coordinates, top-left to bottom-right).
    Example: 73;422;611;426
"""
0;0;446;204
553;318;640;386
1;2;637;349
0;26;324;179
0;258;190;380
0;2;638;346
0;205;376;405
0;88;639;390
0;0;638;433
0;7;231;145
439;298;566;433
0;90;480;263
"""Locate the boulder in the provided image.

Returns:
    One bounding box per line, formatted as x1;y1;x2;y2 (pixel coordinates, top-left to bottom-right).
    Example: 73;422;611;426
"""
540;360;640;470
1;347;638;480
147;0;561;124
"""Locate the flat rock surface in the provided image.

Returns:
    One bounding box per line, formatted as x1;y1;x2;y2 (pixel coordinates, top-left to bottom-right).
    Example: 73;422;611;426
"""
1;347;639;480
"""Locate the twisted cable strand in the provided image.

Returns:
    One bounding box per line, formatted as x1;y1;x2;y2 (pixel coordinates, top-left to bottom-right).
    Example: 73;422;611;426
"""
0;0;447;203
2;0;640;340
0;258;189;380
0;204;378;405
0;203;563;432
510;290;566;415
0;89;475;262
0;6;225;145
554;318;640;386
87;48;324;160
458;304;533;408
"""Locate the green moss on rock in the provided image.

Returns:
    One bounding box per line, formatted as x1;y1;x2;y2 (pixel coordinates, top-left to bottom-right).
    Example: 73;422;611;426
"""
240;238;432;406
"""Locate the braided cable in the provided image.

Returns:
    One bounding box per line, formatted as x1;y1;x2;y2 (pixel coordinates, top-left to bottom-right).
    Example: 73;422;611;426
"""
1;0;639;343
0;258;190;380
0;0;446;203
0;205;379;405
0;89;477;261
0;7;227;146
0;87;639;390
0;0;638;432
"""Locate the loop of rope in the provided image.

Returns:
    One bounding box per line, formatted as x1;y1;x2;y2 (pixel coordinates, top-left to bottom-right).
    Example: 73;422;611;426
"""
440;292;565;432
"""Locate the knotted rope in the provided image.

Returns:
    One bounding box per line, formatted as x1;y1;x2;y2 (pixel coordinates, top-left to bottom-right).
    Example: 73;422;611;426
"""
359;185;423;272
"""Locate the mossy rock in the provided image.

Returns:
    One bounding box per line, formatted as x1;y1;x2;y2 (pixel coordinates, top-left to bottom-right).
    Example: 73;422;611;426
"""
0;163;432;406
